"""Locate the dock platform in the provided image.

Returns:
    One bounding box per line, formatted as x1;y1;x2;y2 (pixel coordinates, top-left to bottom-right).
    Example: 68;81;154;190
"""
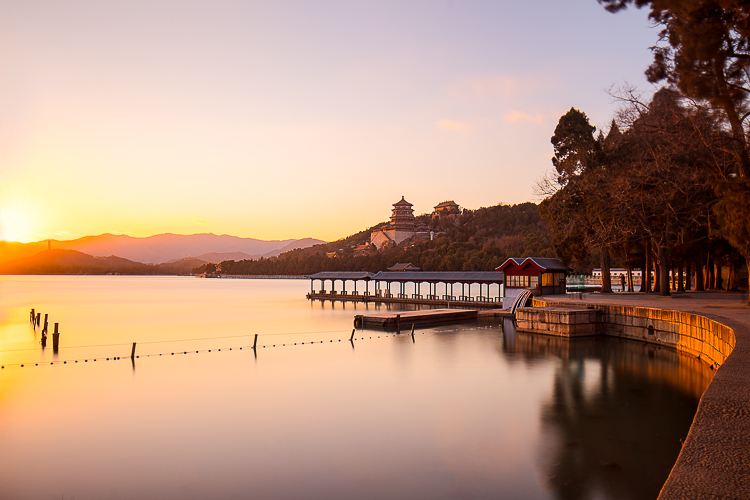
354;308;481;330
477;308;514;319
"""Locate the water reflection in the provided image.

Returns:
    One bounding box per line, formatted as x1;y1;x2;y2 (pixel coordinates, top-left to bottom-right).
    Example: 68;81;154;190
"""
501;320;713;500
0;277;714;499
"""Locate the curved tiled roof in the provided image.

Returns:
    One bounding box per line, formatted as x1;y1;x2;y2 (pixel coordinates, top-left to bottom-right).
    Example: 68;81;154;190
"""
495;257;568;272
308;271;375;280
373;271;504;283
307;270;504;283
393;196;413;207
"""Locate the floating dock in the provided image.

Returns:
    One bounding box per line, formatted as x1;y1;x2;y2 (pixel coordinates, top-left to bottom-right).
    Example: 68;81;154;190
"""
354;308;482;330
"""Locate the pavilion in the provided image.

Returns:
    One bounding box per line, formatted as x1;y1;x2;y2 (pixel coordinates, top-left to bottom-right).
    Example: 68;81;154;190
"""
494;257;568;296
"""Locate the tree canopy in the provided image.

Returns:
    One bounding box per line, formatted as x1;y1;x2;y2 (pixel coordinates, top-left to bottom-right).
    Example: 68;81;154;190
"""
598;0;750;300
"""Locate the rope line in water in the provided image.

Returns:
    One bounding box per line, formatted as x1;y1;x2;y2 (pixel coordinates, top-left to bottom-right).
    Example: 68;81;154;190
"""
0;325;499;370
0;327;436;353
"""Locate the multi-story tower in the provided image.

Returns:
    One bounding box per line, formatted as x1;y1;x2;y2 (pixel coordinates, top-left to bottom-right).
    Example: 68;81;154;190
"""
390;196;416;231
370;196;418;250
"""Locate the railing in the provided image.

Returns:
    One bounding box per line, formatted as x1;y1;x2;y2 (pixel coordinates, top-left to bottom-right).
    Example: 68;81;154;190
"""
308;291;504;305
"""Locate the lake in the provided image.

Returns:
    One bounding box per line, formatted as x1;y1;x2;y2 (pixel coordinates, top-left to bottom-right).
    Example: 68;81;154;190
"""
0;276;713;499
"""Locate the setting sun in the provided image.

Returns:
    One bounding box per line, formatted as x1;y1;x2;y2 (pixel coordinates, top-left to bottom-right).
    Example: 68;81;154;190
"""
0;205;35;243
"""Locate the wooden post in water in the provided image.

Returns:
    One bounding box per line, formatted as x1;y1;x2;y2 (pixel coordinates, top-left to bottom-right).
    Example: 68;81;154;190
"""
52;323;60;353
30;308;35;325
36;313;41;327
396;314;401;334
42;314;49;335
411;324;415;343
131;342;137;361
252;334;258;351
350;328;355;342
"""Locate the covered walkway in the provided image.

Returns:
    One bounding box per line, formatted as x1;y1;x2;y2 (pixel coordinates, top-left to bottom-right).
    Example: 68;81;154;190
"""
307;270;505;306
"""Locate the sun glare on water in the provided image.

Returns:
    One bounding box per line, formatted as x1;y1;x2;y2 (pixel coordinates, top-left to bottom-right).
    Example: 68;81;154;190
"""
0;205;35;243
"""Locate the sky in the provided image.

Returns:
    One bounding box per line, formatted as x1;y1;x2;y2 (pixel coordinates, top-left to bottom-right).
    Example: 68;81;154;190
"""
0;0;657;243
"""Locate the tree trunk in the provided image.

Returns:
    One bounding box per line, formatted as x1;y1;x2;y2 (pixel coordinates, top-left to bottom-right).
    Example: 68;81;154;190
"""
643;241;651;293
627;266;634;292
678;264;685;292
657;245;670;296
653;249;661;294
746;260;750;304
600;247;612;293
715;260;723;290
706;255;714;290
685;262;692;291
694;256;705;291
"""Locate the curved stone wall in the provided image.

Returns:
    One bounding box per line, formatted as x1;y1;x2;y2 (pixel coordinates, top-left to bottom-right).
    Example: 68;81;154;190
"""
532;298;735;368
532;296;745;499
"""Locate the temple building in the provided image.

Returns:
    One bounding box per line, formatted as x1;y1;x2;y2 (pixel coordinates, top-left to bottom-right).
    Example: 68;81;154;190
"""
432;200;461;219
370;196;418;250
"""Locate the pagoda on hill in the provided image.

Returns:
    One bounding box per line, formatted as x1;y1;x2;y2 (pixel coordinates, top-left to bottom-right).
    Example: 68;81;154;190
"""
390;196;416;231
370;196;419;250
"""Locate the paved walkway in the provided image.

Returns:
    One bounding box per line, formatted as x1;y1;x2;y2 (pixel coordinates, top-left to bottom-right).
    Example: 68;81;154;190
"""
546;292;750;499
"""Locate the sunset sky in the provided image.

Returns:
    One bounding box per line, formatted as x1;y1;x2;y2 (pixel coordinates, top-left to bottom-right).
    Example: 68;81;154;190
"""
1;1;655;243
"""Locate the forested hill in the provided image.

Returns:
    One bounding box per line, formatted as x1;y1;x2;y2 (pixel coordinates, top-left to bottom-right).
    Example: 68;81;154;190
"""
206;202;556;275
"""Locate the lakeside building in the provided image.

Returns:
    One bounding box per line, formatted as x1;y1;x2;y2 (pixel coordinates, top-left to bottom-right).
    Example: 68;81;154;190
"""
592;268;643;279
495;257;568;296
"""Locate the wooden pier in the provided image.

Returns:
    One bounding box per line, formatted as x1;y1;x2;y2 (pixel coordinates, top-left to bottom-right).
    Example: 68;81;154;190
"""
354;308;481;330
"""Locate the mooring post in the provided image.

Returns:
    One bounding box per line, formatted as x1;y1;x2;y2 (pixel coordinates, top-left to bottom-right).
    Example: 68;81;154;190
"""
42;314;49;335
396;314;401;334
131;342;137;360
52;323;60;353
411;324;415;343
252;334;258;351
30;308;35;325
36;312;41;327
350;328;355;342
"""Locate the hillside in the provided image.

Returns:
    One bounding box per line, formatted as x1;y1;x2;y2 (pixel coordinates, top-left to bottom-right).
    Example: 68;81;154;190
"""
0;233;325;265
0;249;151;274
209;202;555;275
262;238;327;258
0;249;203;275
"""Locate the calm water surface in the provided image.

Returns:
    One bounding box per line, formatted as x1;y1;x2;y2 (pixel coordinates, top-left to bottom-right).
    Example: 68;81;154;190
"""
0;276;713;499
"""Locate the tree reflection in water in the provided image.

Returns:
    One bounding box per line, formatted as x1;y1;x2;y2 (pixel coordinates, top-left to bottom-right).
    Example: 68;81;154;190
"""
500;319;713;500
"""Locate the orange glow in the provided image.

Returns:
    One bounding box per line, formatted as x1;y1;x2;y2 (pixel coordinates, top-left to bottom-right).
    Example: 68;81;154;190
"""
0;203;36;243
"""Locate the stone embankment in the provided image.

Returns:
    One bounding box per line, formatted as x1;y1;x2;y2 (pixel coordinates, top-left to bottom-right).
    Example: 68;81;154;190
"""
526;298;734;366
528;293;749;499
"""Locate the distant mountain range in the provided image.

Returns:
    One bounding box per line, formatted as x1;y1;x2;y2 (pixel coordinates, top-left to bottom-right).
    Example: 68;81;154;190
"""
0;233;325;275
